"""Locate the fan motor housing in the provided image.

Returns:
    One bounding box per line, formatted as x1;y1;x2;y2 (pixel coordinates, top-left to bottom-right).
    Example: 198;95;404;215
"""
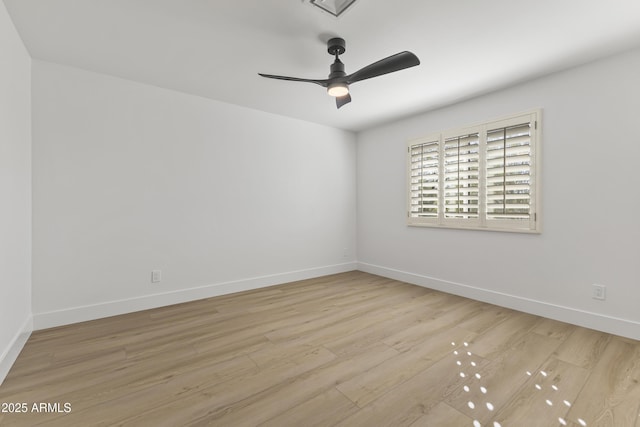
329;59;346;79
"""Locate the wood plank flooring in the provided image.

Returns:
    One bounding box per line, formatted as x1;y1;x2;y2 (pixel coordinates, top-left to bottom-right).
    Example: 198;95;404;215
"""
1;271;639;426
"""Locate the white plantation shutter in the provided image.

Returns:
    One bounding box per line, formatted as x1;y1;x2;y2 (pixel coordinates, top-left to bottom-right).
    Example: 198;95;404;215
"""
407;110;540;232
486;122;532;221
443;132;480;220
409;138;439;219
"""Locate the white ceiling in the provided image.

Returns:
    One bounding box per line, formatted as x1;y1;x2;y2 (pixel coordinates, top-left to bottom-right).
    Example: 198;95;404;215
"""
5;0;640;132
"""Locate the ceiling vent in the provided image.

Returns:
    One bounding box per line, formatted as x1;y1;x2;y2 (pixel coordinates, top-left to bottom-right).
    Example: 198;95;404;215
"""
309;0;358;17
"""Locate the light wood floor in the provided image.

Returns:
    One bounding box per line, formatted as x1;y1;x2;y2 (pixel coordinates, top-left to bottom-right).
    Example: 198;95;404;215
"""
1;271;639;426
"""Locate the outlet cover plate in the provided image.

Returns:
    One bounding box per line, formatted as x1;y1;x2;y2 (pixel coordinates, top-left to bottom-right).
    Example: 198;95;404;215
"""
592;284;606;300
151;270;162;283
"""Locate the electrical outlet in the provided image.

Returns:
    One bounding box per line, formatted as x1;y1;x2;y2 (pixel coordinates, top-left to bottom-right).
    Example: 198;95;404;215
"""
151;270;162;283
592;284;606;300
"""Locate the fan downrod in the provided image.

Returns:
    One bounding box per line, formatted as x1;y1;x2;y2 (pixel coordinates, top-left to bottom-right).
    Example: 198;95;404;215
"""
327;37;346;57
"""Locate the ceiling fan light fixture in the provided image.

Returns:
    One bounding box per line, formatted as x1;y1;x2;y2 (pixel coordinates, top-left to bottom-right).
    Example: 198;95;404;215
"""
258;37;420;109
310;0;358;18
327;82;349;97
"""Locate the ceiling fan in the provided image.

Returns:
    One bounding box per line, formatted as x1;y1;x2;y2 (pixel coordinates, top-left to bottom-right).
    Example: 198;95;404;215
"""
258;37;420;109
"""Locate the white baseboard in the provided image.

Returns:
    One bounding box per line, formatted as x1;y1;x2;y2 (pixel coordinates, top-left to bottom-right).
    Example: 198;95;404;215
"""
30;260;639;340
358;262;640;341
33;262;358;330
0;316;33;386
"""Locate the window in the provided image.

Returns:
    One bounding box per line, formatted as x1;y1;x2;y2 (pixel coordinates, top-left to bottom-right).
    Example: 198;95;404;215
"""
408;110;540;233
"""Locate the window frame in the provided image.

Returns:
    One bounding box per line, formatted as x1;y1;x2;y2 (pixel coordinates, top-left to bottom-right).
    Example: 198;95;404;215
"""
407;110;541;233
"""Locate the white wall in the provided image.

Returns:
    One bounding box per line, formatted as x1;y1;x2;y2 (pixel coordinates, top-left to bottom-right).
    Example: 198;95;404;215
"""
0;2;32;384
357;47;640;340
32;60;357;328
